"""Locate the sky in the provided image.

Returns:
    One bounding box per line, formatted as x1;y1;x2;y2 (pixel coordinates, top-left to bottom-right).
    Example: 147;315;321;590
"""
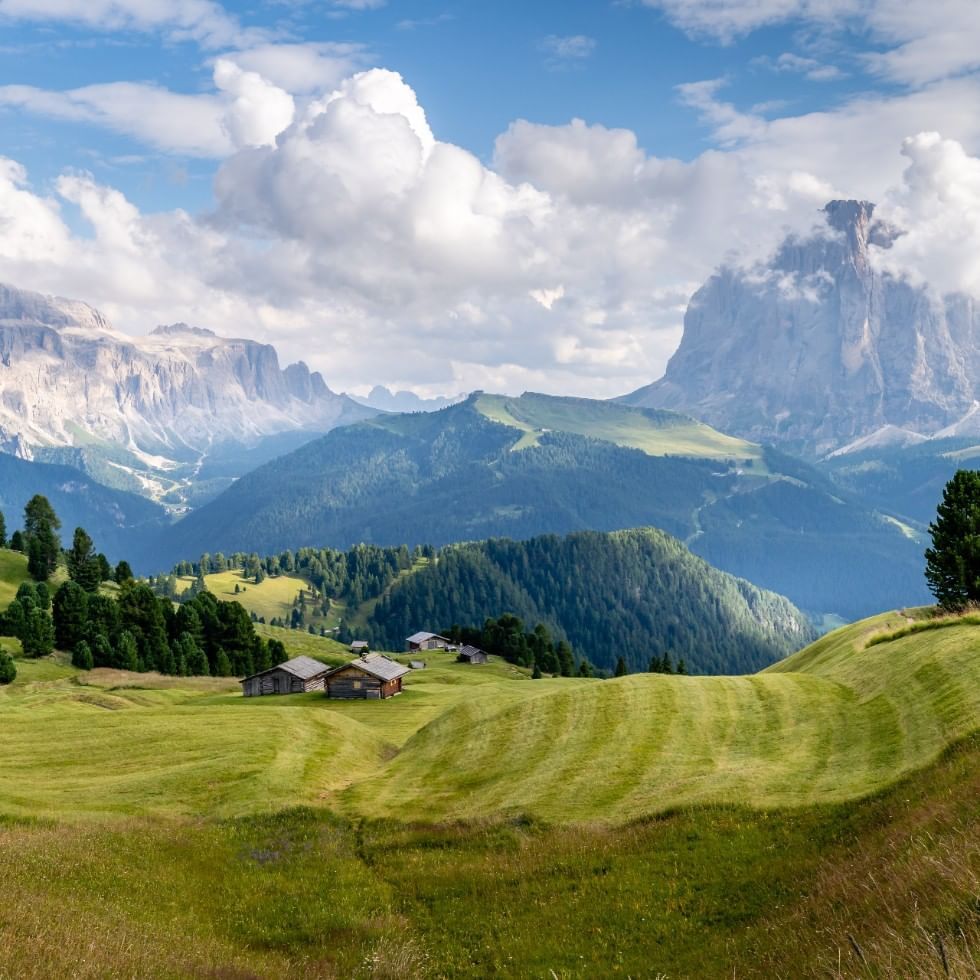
1;0;980;398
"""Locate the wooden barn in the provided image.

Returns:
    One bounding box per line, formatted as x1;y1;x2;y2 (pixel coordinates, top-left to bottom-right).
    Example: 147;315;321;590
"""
350;640;369;654
406;631;452;652
325;653;410;700
457;645;489;665
241;656;330;697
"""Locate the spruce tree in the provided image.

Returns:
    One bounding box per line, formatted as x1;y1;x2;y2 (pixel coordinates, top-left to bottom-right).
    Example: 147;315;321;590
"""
114;560;134;584
0;650;15;685
0;510;6;548
72;640;94;671
614;655;628;677
67;527;102;593
114;631;139;672
925;470;980;609
90;634;114;668
53;581;89;651
214;649;233;676
9;530;23;552
23;495;61;580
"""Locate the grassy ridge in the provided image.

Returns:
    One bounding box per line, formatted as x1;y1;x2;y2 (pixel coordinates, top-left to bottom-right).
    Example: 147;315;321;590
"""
474;392;765;461
342;610;980;822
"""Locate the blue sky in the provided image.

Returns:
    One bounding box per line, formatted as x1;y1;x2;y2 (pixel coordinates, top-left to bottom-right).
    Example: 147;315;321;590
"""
0;1;860;213
0;0;978;397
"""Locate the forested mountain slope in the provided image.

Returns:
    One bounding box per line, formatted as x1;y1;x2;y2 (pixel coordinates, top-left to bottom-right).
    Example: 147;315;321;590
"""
366;529;814;674
0;454;165;560
149;393;929;619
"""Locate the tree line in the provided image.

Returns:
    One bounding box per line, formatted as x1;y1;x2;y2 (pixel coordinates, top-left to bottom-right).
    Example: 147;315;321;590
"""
0;496;282;678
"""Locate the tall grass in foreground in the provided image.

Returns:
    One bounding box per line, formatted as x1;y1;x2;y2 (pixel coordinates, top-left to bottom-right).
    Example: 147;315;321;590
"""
0;735;977;978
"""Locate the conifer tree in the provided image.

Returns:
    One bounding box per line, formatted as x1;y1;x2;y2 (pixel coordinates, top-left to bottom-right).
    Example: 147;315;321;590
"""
925;470;980;609
67;527;102;592
24;495;61;580
114;631;139;672
614;655;628;677
72;640;94;671
0;510;6;548
0;649;15;685
53;581;89;651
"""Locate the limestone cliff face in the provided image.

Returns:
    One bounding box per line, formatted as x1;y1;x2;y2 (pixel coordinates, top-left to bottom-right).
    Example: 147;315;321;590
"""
0;284;371;461
625;201;979;455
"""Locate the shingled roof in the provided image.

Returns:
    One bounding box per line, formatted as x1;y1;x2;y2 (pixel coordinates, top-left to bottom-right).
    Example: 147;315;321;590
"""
406;631;451;645
241;656;330;684
346;653;410;682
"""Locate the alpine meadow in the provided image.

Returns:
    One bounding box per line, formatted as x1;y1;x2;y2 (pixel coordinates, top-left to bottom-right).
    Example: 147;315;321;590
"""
1;1;980;978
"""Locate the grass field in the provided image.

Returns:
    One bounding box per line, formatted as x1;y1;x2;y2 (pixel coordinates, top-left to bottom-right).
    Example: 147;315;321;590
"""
341;609;980;822
1;587;978;975
2;608;978;827
175;569;328;623
0;732;975;978
0;549;30;609
474;391;766;463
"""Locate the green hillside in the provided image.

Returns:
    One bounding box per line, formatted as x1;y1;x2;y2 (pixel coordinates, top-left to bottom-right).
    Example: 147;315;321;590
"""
168;529;815;675
474;391;764;460
146;392;929;620
366;527;815;674
0;604;978;976
340;609;980;822
2;601;977;824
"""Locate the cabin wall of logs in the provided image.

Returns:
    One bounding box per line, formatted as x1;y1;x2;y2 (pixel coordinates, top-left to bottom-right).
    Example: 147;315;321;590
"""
241;669;326;697
326;665;402;700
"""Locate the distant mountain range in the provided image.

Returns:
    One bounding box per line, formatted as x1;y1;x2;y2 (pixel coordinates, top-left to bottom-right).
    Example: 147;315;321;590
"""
0;283;374;509
351;385;466;413
143;392;929;620
625;200;980;457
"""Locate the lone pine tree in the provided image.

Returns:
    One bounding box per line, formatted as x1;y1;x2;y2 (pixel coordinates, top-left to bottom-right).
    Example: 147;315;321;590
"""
925;470;980;609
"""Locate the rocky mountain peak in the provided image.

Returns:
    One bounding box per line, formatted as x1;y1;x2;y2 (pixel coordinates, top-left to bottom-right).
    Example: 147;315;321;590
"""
151;323;218;339
0;282;111;333
0;280;375;503
623;199;980;456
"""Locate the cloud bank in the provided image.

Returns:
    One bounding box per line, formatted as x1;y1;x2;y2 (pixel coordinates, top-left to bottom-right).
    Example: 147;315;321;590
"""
2;54;980;397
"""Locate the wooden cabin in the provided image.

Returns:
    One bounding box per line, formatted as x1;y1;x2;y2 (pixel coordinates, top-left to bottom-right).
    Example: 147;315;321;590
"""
457;645;489;665
241;656;330;697
325;653;410;700
350;640;370;654
406;631;452;652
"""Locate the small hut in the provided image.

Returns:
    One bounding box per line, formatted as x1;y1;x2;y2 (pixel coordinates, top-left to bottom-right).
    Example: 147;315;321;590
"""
457;645;489;665
241;656;330;697
325;653;410;700
350;640;370;654
406;631;452;652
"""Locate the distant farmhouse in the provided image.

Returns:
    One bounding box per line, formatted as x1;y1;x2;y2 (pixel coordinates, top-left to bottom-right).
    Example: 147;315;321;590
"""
241;656;330;697
325;653;409;700
457;645;488;665
406;631;454;652
350;640;369;654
